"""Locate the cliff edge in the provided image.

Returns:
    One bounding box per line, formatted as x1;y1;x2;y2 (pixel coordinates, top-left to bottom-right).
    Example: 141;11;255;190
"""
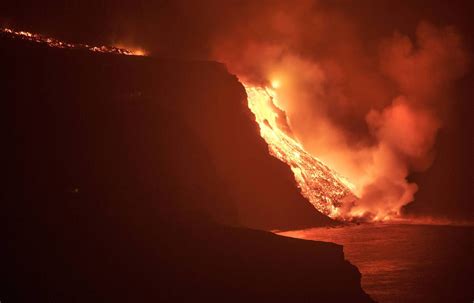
0;33;373;302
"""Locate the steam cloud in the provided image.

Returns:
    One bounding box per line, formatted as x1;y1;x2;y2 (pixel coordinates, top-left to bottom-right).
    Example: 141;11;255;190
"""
209;1;470;220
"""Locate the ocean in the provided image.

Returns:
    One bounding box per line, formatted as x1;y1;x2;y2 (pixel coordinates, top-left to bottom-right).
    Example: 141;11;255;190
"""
279;223;473;303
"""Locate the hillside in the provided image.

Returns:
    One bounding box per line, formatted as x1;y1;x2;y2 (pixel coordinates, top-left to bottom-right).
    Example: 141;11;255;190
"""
0;33;373;302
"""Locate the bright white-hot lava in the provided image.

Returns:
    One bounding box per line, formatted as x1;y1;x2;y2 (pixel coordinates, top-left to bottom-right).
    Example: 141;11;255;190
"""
245;84;358;219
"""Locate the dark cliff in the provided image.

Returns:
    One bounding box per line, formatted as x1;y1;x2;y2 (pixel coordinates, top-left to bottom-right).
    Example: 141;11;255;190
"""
0;32;332;230
0;34;373;302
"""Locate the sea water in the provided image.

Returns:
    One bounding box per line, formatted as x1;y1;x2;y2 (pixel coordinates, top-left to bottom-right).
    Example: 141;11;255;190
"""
280;223;473;303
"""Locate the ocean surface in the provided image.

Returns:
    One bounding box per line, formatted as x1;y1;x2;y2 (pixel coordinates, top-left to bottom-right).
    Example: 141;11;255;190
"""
279;223;473;303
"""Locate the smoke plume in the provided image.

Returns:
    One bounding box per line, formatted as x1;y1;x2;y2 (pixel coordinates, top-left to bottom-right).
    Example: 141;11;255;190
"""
210;2;469;220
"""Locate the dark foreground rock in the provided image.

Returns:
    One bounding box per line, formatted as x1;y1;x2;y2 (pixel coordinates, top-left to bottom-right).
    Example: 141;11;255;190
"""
0;33;373;302
4;214;374;302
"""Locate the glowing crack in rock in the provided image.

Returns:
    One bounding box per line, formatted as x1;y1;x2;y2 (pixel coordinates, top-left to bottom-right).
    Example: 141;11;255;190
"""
244;84;358;219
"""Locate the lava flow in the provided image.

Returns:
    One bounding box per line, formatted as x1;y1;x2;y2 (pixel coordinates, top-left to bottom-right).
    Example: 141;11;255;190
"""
1;27;146;56
245;84;358;219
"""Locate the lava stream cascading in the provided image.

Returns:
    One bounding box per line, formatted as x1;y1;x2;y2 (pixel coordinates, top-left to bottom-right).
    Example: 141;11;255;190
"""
1;28;146;56
245;84;358;219
3;26;358;220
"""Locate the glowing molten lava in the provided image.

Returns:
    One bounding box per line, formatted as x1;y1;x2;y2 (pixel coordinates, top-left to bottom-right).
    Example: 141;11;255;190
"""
245;84;358;219
1;28;146;56
3;26;359;220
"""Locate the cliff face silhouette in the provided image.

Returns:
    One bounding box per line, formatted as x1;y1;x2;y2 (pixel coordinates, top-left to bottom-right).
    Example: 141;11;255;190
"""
0;34;373;302
1;31;333;230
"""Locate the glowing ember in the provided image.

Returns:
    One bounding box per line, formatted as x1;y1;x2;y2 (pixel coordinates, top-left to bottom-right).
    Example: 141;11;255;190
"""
1;27;146;56
270;79;281;89
245;84;358;219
